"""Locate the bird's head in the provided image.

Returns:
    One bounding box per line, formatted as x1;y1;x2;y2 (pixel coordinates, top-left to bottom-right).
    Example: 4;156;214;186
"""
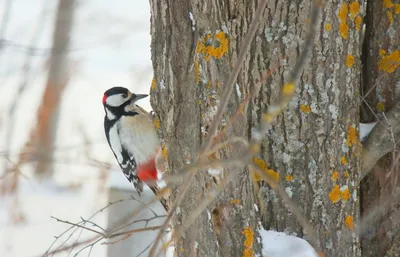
102;86;148;108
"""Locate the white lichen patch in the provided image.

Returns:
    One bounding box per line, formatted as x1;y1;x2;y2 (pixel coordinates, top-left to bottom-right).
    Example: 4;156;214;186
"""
160;79;165;90
285;187;293;198
352;190;357;201
208;168;222;176
264;27;274;42
328;104;339;120
308;158;318;190
282;152;291;163
310;103;318;113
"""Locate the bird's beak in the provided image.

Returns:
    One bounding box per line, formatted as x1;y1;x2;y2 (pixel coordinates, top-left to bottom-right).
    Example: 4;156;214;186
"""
132;94;148;102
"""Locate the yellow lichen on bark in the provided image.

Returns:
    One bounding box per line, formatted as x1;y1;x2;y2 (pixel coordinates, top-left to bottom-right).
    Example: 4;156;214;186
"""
231;199;241;205
153;117;161;130
349;2;360;19
387;11;394;24
161;143;168;161
395;4;400;14
339;23;349;40
346;125;358;147
196;31;229;61
151;78;156;90
329;185;341;203
282;82;295;95
251;157;280;186
341;188;350;201
242;227;254;257
325;23;332;31
354;15;362;31
300;104;312;113
346;54;355;68
341;156;348;165
194;59;200;83
338;4;348;22
331;171;339;181
345;215;355;230
344;171;350;177
383;0;395;8
378;50;400;73
379;49;387;56
338;4;350;39
285;175;294;181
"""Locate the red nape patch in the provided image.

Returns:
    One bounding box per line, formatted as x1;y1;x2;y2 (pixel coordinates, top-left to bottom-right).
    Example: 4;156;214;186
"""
102;94;107;104
137;159;158;182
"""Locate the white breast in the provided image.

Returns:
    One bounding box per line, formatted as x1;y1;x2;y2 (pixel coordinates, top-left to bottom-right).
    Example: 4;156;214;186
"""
118;115;160;164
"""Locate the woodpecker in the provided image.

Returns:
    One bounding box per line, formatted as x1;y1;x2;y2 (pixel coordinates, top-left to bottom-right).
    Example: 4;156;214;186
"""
102;86;166;208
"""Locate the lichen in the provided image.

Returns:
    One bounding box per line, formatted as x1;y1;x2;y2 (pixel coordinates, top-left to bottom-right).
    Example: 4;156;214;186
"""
242;227;254;257
380;49;387;56
151;78;156;90
285;175;294;181
338;4;349;40
338;4;348;22
194;59;200;83
354;16;362;31
153;118;161;130
300;104;312;114
346;54;355;68
325;23;332;31
339;23;349;40
395;4;400;14
251;157;280;186
378;50;400;73
387;11;394;24
329;185;341;203
341;188;350;201
346;125;358;147
231;199;240;205
383;0;395;8
341;156;348;165
331;171;339;181
282;82;295;95
344;171;350;177
161;143;168;161
349;2;360;19
345;215;354;230
196;31;229;61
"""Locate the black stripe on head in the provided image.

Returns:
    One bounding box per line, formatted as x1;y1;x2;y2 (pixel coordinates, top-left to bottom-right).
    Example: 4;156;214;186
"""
104;87;130;97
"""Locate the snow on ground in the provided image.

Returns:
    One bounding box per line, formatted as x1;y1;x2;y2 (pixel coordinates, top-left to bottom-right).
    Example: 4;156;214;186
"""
260;228;318;257
0;1;154;256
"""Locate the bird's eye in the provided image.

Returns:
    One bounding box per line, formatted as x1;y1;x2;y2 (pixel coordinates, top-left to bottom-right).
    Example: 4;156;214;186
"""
121;94;128;98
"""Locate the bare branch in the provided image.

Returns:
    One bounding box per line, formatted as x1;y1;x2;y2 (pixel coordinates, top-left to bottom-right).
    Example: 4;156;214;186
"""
362;100;400;179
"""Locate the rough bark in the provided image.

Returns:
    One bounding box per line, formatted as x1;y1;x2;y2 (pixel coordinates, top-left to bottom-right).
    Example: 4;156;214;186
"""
150;0;362;256
360;0;400;255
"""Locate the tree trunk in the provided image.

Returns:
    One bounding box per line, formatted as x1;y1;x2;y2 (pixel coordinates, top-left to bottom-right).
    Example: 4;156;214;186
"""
150;1;362;256
32;0;75;178
361;0;400;256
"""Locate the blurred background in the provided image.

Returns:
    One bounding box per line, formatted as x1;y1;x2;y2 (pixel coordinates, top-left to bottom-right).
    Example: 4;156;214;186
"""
0;0;154;256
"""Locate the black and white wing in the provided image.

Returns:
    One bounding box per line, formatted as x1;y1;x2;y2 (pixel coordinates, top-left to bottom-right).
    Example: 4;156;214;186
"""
104;118;144;195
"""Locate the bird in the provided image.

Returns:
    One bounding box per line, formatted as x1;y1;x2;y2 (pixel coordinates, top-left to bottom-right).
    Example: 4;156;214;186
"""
102;86;167;209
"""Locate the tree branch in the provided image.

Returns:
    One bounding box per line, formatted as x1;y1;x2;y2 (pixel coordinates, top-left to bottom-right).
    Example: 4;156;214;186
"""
362;100;400;179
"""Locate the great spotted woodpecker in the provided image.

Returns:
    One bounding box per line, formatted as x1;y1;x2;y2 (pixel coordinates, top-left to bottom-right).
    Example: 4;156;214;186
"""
102;86;166;209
